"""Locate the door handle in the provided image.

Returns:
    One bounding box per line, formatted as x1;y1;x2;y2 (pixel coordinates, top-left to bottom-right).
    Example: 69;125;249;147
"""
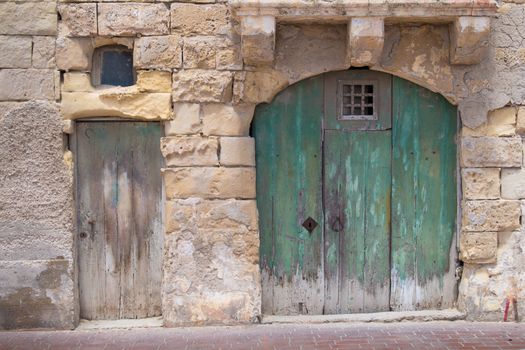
331;217;343;232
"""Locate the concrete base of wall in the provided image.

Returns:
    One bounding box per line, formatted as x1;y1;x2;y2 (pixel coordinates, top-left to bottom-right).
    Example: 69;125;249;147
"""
262;309;466;324
76;317;163;330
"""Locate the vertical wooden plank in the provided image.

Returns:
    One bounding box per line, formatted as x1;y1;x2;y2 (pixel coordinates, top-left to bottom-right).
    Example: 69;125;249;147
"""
116;122;136;319
253;75;324;315
324;130;391;314
126;122;163;318
362;132;391;312
138;123;164;318
102;124;121;319
77;122;120;319
391;77;457;310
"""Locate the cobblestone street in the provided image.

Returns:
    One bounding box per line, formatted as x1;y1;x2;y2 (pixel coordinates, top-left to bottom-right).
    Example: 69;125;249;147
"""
1;322;525;350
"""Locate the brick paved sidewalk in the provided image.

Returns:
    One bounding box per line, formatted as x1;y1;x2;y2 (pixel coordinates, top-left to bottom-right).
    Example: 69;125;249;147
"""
1;321;525;350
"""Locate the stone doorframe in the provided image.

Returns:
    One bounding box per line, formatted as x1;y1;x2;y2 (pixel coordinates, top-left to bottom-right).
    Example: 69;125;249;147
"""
59;0;525;326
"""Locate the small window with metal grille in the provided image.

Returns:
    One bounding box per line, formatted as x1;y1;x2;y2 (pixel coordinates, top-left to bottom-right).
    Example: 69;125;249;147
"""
338;80;378;120
92;45;135;87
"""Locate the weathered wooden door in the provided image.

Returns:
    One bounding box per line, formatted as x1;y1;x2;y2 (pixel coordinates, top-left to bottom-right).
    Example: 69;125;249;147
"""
254;76;325;315
253;70;457;315
76;121;163;320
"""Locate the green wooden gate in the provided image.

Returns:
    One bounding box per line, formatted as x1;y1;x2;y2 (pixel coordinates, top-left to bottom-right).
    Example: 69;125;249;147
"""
253;70;457;315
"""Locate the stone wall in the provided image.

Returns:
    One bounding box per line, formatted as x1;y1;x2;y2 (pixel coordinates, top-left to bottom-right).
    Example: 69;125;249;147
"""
54;0;262;327
459;106;525;321
1;0;525;329
0;0;75;330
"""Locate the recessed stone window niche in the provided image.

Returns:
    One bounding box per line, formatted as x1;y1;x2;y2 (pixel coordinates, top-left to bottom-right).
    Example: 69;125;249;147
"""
92;45;135;87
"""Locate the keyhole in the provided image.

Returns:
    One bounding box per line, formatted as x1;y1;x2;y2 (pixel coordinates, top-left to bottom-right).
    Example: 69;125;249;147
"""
302;217;319;233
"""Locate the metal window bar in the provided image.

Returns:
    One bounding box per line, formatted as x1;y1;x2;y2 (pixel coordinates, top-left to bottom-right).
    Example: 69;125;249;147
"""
337;80;378;121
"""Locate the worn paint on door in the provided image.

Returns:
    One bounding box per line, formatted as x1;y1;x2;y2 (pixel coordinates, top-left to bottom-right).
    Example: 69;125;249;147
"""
323;130;391;314
76;122;163;320
254;76;324;315
253;70;457;315
390;77;458;310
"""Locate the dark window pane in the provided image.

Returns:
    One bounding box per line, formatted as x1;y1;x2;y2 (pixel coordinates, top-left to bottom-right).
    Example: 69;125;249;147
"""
101;50;134;86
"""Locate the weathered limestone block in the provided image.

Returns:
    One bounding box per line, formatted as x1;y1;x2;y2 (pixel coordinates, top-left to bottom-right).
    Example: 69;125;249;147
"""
63;120;74;134
275;24;347;84
92;37;134;50
460;232;498;263
162;228;261;326
163;167;256;199
236;69;289;104
501;168;525;199
0;2;57;35
0;70;55;101
220;137;255;166
240;16;276;66
61;89;171;120
463;200;521;232
0;260;75;330
183;37;241;70
201;203;259;233
135;71;171;93
58;4;97;37
0;36;32;68
165;198;258;233
450;17;491;65
56;37;93;71
216;42;243;71
202;104;255;136
165;103;202;136
98;3;169;36
463;107;517;137
348;17;384;67
161;136;219;167
459;228;525;321
517;107;525;135
172;70;233;103
171;3;231;36
134;35;182;70
183;37;218;69
62;72;94;92
461;137;522;168
32;37;56;69
462;168;500;200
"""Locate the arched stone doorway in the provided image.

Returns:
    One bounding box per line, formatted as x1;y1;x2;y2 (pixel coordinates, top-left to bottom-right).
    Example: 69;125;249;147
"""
253;69;458;316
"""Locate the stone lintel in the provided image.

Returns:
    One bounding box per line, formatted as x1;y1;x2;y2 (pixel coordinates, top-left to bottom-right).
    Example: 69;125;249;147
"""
233;2;495;67
348;17;384;67
230;0;498;19
450;16;491;65
240;15;276;66
61;72;172;120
